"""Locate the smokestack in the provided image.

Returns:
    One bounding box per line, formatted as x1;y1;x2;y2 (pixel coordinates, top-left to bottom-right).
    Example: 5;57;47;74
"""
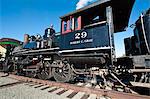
76;0;97;9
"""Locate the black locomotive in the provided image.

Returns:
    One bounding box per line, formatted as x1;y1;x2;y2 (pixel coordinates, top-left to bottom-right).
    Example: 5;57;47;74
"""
116;9;150;95
3;0;150;94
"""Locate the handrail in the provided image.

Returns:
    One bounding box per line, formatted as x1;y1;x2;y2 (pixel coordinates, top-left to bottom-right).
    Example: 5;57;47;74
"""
84;21;107;28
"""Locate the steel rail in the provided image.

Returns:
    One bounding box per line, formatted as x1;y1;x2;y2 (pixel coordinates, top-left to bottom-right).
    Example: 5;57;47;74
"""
1;73;149;99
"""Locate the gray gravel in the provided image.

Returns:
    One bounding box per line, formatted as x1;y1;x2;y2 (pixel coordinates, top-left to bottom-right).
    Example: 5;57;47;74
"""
0;74;111;99
0;76;69;99
0;77;19;86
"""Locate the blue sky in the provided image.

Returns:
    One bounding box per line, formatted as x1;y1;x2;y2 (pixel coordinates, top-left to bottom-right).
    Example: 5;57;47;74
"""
0;0;150;57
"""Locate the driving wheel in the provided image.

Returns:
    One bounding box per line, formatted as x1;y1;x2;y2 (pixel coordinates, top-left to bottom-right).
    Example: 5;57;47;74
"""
37;61;52;80
52;61;72;82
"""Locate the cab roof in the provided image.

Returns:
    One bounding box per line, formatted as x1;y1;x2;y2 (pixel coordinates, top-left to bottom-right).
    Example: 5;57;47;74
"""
60;0;135;33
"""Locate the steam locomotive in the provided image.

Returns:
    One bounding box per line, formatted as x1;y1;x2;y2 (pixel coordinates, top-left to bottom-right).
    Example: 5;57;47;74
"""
118;9;150;84
3;0;150;92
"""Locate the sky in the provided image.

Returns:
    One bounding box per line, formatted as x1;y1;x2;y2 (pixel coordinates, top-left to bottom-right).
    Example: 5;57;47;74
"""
0;0;150;57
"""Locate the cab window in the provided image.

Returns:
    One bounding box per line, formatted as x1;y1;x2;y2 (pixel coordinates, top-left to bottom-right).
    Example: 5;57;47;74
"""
61;16;81;34
75;17;78;29
64;21;67;31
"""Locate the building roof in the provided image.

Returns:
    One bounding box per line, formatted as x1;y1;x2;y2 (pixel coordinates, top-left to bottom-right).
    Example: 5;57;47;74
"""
0;38;21;43
0;38;22;47
60;0;135;33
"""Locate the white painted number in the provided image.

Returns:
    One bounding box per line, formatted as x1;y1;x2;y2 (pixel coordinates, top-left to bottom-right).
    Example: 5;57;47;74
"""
75;32;87;39
75;33;80;39
81;32;87;38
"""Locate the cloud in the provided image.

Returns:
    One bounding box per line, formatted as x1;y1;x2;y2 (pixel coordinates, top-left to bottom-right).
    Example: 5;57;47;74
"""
76;0;97;9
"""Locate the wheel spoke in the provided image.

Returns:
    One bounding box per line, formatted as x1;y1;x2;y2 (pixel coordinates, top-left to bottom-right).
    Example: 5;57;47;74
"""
37;65;52;80
52;61;72;82
63;71;69;74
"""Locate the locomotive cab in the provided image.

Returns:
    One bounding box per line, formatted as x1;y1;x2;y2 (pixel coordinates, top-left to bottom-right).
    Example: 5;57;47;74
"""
59;0;135;68
60;2;109;50
59;1;113;68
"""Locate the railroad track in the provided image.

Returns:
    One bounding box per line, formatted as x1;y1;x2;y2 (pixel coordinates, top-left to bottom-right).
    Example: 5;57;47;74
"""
0;72;149;99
